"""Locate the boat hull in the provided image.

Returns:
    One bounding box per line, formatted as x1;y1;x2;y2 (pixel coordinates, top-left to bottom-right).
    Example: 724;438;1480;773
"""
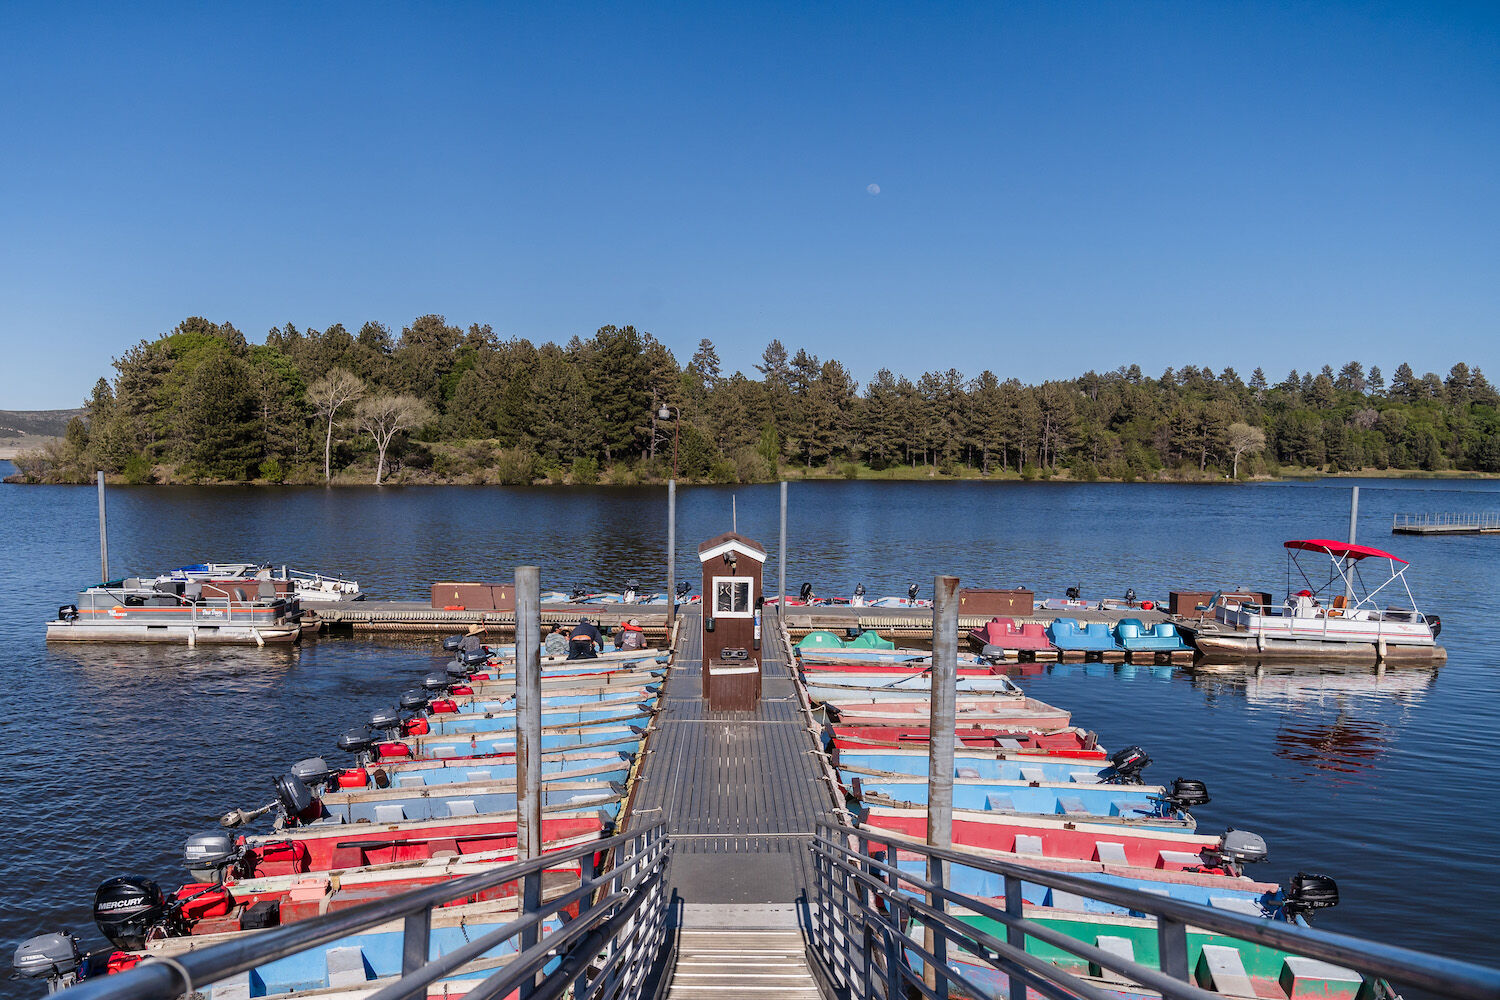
45;621;301;644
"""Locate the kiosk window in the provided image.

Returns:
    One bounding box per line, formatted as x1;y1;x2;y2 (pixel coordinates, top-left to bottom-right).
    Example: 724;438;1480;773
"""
713;577;752;617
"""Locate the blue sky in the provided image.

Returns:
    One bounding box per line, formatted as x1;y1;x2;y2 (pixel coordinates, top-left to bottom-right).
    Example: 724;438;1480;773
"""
1;2;1496;409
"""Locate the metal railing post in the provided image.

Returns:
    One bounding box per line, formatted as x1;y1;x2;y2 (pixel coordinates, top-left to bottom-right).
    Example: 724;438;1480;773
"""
401;907;431;977
514;565;542;999
1158;915;1190;981
1005;873;1026;1000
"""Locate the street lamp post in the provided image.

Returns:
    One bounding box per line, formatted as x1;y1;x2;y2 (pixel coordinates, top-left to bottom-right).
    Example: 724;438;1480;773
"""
657;404;679;480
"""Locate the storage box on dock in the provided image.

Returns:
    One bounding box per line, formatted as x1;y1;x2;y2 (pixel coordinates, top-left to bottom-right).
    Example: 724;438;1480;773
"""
431;582;515;611
958;588;1034;616
1168;590;1272;615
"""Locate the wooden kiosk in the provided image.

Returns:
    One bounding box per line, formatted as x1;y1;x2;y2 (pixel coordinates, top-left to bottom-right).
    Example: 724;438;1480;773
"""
697;531;766;711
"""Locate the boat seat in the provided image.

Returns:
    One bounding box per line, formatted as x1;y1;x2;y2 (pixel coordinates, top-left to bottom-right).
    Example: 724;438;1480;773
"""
1159;849;1203;868
445;799;478;817
956;766;981;778
1089;936;1136;982
1209;895;1264;916
327;947;372;988
374;805;406;823
467;770;493;782
213;972;253;1000
1069;771;1101;784
432;747;457;758
1110;800;1149;817
985;794;1015;812
1020;766;1047;783
1014;834;1044;856
997;738;1023;750
1045;888;1087;911
1195;944;1257;997
1280;957;1363;998
1056;796;1089;815
399;774;427;787
1094;842;1128;864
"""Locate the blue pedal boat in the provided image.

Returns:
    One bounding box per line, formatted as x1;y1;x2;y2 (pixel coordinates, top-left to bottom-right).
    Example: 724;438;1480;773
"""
1114;617;1192;652
1046;617;1122;652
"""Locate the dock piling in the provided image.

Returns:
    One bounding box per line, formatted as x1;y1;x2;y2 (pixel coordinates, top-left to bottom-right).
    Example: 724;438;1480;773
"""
513;565;543;994
1349;485;1360;545
96;471;108;584
667;480;676;626
779;481;788;605
925;574;959;996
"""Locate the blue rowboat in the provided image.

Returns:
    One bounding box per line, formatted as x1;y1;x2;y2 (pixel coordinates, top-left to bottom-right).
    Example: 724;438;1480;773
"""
322;782;623;824
851;777;1191;831
460;686;657;711
891;856;1280;918
1114;617;1192;652
413;726;645;759
424;704;652;735
376;754;632;788
1046;617;1122;652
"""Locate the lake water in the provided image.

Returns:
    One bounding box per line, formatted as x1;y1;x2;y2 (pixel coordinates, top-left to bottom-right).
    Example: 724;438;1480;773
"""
1;466;1498;978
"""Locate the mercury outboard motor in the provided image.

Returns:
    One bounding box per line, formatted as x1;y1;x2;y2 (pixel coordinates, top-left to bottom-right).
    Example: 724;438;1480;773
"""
1065;584;1082;601
442;634;463;652
183;830;243;884
399;689;430;712
1200;828;1268;877
675;581;692;599
907;583;920;602
799;582;814;603
1101;745;1151;784
571;587;589;601
1162;777;1210;813
11;932;84;993
1283;872;1340;916
93;876;168;950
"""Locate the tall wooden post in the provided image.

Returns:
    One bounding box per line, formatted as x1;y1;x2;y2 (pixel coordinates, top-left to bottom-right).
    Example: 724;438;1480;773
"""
778;481;788;605
96;472;109;584
667;481;677;625
925;574;959;994
514;565;542;993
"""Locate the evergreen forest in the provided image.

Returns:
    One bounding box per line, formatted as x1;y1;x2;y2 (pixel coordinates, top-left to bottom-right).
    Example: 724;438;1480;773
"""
11;315;1500;485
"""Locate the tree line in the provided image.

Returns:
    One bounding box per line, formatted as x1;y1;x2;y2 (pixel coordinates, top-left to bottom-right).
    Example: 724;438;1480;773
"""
11;314;1500;484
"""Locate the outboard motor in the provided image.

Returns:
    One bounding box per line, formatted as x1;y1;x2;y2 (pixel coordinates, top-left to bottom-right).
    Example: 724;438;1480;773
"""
1428;614;1442;638
1124;588;1136;604
1065;584;1082;602
56;604;79;623
289;757;337;790
446;657;473;679
851;583;867;607
675;581;692;600
907;583;919;603
1283;872;1340;916
1201;828;1269;877
980;645;1006;664
93;876;168;950
11;932;84;993
1101;745;1151;784
442;634;463;652
799;582;814;604
399;689;430;712
422;671;451;692
336;727;376;756
1162;777;1210;813
624;579;639;603
183;830;243;884
369;708;402;738
571;587;589;601
461;647;489;668
218;772;321;828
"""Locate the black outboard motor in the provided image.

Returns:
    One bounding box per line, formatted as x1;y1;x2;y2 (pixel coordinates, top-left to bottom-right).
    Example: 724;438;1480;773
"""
624;579;640;603
1124;588;1136;604
1065;584;1082;601
442;634;463;651
369;708;402;738
219;771;321;828
571;587;589;601
799;582;814;603
1283;872;1340;916
1102;745;1151;784
11;932;84;993
908;583;920;602
56;604;79;622
1162;777;1210;813
93;876;168;950
336;727;376;756
399;689;430;712
1429;614;1442;638
183;830;243;884
675;581;692;599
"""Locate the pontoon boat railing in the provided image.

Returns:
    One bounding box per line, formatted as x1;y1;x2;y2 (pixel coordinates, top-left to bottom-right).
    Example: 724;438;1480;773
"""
1394;512;1500;529
61;821;670;1000
807;819;1500;1000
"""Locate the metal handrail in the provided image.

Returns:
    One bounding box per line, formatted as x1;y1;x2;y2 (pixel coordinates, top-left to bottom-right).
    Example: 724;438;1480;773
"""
61;820;670;1000
1394;512;1500;528
808;819;1500;1000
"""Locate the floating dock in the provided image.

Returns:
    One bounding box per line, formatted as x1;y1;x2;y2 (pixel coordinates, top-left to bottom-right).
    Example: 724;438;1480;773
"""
1392;512;1500;535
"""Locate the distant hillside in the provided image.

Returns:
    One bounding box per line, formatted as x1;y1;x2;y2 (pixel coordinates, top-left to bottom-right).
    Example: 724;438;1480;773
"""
0;408;85;438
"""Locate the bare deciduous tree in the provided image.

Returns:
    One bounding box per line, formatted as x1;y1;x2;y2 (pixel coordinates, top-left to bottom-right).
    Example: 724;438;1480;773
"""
355;393;434;485
307;368;365;481
1227;422;1266;479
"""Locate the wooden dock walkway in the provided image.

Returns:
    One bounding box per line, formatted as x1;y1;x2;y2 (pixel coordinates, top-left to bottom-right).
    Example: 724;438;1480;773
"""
631;608;833;997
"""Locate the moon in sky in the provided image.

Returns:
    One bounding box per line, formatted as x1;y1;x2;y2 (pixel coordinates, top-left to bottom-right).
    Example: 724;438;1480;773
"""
866;183;880;195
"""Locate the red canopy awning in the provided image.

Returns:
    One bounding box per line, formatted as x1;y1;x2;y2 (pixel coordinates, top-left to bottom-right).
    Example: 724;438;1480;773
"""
1283;539;1408;564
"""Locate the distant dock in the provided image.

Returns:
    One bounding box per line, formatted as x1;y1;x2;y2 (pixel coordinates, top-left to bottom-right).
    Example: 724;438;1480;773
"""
1392;512;1500;535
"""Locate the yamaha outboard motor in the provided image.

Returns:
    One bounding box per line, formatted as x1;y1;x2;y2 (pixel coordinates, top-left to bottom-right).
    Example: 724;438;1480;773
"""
289;757;337;790
399;689;430;712
219;771;321;829
442;634;463;652
336;727;376;756
1202;828;1269;877
369;707;402;738
1283;872;1340;916
183;830;243;884
422;671;451;692
11;932;84;993
1101;745;1151;784
446;657;473;679
1162;777;1210;814
93;876;167;950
